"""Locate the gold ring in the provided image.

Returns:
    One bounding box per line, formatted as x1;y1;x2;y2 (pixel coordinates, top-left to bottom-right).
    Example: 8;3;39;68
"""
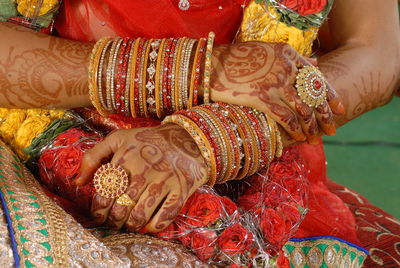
295;65;327;108
93;163;135;206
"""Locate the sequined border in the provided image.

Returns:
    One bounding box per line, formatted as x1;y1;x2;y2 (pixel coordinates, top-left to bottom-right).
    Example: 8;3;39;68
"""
284;236;368;268
0;142;69;267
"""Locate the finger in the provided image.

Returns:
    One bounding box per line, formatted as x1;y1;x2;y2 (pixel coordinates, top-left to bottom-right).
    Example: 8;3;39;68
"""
281;86;320;143
91;194;115;224
305;57;318;66
315;102;336;136
295;54;314;68
264;101;306;142
326;82;345;115
144;191;186;233
107;198;135;230
125;182;170;232
106;147;150;229
107;171;150;229
75;131;123;186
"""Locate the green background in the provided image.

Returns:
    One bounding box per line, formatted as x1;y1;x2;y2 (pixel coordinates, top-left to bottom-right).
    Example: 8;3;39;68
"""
323;97;400;219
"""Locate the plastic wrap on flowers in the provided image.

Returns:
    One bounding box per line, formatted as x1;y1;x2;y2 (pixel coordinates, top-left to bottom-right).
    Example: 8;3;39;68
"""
156;146;308;267
38;127;102;211
0;0;62;32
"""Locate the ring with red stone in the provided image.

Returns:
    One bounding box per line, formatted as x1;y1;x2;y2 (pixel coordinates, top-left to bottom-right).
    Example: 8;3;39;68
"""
295;65;327;108
93;163;135;206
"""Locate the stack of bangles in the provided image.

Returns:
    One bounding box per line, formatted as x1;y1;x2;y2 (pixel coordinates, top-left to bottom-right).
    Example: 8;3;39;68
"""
90;32;329;189
162;102;283;186
88;33;215;118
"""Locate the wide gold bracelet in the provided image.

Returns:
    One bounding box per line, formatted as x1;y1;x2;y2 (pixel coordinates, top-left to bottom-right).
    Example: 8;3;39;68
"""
88;37;113;116
202;32;215;104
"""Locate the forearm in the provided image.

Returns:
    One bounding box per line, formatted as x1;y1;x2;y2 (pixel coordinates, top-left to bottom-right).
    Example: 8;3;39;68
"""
0;22;92;109
320;0;400;126
319;43;400;126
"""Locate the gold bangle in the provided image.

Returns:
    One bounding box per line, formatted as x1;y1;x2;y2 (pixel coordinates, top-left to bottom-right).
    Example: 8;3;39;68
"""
174;38;188;112
129;38;141;118
189;38;205;109
140;40;152;117
180;39;196;110
162;115;217;186
203;32;215;104
195;106;233;184
155;39;167;119
232;106;261;177
146;39;161;118
265;115;277;161
220;103;250;180
98;39;113;112
88;37;112;116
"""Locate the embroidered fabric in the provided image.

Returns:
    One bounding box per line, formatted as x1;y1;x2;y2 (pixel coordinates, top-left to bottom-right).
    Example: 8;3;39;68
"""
0;209;14;268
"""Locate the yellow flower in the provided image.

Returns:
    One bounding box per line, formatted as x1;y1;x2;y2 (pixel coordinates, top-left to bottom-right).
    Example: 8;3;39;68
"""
13;116;51;159
0;108;65;159
0;110;27;144
238;1;318;57
17;0;59;18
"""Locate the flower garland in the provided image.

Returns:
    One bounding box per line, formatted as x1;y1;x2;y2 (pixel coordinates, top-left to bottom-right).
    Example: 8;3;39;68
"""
0;108;65;159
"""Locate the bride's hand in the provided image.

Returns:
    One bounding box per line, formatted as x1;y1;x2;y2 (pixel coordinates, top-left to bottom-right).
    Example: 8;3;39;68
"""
74;124;208;232
211;42;345;144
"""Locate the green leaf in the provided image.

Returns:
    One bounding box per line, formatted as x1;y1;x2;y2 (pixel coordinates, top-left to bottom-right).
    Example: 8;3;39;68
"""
0;0;18;22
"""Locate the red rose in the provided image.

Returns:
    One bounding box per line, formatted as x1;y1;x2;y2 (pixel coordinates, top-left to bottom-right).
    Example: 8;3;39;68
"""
53;128;91;146
218;224;254;255
190;229;217;262
263;182;294;208
260;208;286;246
183;192;223;227
268;162;300;181
220;196;238;216
54;146;83;179
156;222;178;241
243;174;268;195
277;251;291;268
38;149;58;187
238;192;262;212
175;223;192;247
277;202;302;233
279;0;328;16
282;178;306;203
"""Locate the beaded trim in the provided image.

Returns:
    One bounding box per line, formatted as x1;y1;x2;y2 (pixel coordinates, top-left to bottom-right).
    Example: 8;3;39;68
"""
285;236;368;268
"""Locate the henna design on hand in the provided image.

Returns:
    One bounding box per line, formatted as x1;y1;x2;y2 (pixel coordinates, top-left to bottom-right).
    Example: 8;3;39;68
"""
92;125;207;233
209;42;340;140
0;23;92;108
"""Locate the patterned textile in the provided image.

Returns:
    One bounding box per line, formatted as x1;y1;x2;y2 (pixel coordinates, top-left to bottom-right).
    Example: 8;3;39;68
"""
284;236;368;268
327;180;400;267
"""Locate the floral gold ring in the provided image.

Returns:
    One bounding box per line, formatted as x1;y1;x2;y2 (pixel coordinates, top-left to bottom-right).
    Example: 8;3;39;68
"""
93;163;135;206
295;65;327;108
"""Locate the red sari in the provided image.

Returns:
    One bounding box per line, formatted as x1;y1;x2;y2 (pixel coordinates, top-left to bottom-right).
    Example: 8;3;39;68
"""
54;1;400;266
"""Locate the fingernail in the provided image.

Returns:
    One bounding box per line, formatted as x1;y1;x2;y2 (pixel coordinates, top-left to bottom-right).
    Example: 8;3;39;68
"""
325;124;337;136
336;102;346;115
